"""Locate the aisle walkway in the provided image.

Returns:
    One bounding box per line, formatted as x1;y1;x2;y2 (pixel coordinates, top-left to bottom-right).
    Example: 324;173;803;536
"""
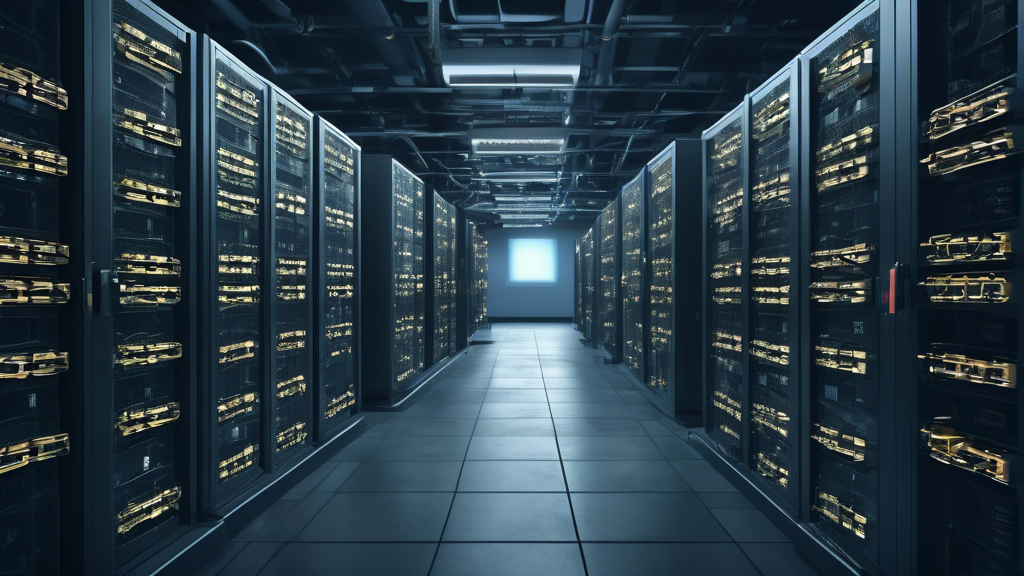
200;323;819;576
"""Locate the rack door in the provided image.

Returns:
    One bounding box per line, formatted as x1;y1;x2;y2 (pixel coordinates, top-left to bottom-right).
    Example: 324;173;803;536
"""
621;171;645;383
433;192;458;361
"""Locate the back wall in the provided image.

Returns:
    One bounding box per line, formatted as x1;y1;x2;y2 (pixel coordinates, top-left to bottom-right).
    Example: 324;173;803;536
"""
485;223;591;319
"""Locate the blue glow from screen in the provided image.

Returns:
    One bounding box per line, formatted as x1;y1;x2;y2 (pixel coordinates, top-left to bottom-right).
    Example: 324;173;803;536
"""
509;238;557;284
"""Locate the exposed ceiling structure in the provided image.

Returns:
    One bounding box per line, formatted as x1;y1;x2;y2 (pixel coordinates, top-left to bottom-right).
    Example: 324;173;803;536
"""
158;0;863;227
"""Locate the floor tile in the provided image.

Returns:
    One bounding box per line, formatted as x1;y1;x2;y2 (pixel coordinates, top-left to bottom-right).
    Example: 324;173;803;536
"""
466;436;560;460
488;377;545;389
362;420;398;436
457;461;566;492
695;492;759;509
639;420;675;436
651;436;704;460
547;403;634;418
386;418;478;437
711;509;790;542
431;543;585;576
280;462;340;501
740;543;820;576
491;366;543;378
329;436;385;461
339;461;463;492
217;543;281;576
557;436;665;461
582;543;759;576
433;378;491;389
472;418;554;436
401;402;482;419
312;461;362;493
545;389;625;403
367;436;471;462
553;418;647;437
259;543;436;576
572;493;730;542
627;404;665;420
563;461;690;492
669;460;739;492
296;493;453;542
423;389;488;403
235;493;332;542
492;358;541;368
478;403;551;418
541;378;611;389
442;493;576;542
483;389;548;403
196;541;245;576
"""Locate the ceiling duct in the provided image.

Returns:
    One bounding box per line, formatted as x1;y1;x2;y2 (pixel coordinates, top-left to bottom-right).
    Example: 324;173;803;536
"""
441;47;583;87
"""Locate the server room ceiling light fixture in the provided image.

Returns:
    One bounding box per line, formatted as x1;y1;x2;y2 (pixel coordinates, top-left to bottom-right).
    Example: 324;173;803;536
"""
441;48;583;87
493;195;554;203
471;138;566;156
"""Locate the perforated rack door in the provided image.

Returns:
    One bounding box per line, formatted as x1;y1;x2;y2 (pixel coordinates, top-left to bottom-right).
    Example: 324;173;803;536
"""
391;160;425;393
0;0;68;572
913;1;1024;573
646;147;676;396
315;118;358;438
269;90;313;467
803;6;883;569
621;171;645;383
582;228;596;340
469;223;488;334
574;238;582;331
597;197;620;360
705;111;746;464
433;193;458;361
204;41;267;506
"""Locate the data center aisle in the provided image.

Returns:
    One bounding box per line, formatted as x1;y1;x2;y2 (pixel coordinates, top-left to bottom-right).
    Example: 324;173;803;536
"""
199;323;820;576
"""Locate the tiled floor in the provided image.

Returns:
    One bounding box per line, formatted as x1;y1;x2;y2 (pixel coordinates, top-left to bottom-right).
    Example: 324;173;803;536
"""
199;323;820;576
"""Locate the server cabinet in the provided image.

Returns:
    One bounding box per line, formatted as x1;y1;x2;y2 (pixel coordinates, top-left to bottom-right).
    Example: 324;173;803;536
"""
313;116;359;441
468;222;488;337
0;1;70;573
704;107;747;463
431;192;458;363
911;1;1024;574
644;140;704;415
83;0;197;571
574;238;582;331
621;171;646;384
581;227;596;341
198;39;267;510
267;88;313;467
800;2;899;571
748;64;801;510
596;197;621;361
361;156;426;407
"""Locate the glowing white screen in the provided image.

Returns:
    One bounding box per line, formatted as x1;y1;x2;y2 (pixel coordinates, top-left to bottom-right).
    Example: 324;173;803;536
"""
509;238;557;284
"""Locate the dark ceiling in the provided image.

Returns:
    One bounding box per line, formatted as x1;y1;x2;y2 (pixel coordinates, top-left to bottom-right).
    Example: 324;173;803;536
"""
158;0;863;227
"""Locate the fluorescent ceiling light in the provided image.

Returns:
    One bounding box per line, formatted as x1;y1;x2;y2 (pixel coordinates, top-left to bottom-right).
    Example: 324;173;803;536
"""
474;176;559;184
471;138;565;155
503;223;544;228
509;238;557;284
493;195;553;203
499;213;551;220
441;48;582;87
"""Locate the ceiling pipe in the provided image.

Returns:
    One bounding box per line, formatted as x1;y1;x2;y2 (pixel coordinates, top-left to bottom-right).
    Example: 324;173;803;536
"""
345;0;417;86
594;0;629;85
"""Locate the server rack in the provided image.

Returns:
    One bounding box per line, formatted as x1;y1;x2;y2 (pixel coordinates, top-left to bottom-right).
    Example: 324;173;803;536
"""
431;192;458;363
0;1;71;573
644;140;704;415
83;0;198;571
313;116;359;442
800;2;900;572
267;87;314;468
361;156;426;407
910;1;1024;574
748;64;802;511
198;38;268;512
621;170;646;384
704;106;747;463
468;222;488;338
596;197;621;361
581;227;596;341
574;238;582;331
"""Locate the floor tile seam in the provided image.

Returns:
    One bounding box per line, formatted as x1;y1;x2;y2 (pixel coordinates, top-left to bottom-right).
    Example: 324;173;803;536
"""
210;540;250;576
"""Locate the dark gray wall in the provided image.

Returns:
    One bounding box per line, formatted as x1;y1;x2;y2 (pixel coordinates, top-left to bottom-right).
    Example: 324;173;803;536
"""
485;223;591;318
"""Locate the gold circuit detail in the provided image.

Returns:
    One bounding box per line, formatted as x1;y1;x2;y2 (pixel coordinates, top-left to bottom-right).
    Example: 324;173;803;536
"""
750;256;790;278
752;403;790;438
809;280;871;304
115;22;182;76
325;391;356;419
115;109;181;147
922;424;1010;485
0;134;67;176
116;486;181;535
115;342;182;367
812;423;867;461
818;39;874;95
920;273;1011;304
0;276;70;305
920;232;1011;265
119;283;181;306
219;340;256;366
219;284;260;305
219;444;258;480
277;375;307;398
750;340;789;366
0;236;69;266
711;261;742;279
926;79;1013;141
0;351;68;379
810;243;875;270
218;392;258;423
918;350;1016;388
217;189;259;217
0;433;69;476
116;253;181;276
814;344;869;375
813;491;867;540
751;172;790;205
921;129;1017;177
219;254;259;275
278;330;306;352
712;332;742;353
115;177;182;207
276;421;307;452
117;402;180;436
0;63;68;109
754;451;789;489
713;390;742;423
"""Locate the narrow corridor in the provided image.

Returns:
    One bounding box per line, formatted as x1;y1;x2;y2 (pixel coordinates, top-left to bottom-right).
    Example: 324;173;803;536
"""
200;324;819;576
